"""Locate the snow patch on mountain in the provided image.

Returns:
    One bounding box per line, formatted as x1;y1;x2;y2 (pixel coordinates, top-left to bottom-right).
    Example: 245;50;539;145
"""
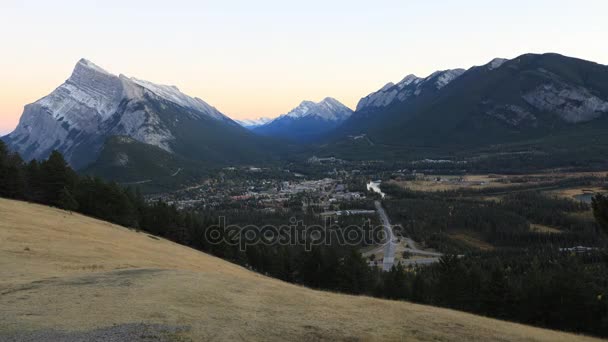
129;77;226;121
431;69;465;89
488;58;508;70
236;117;273;128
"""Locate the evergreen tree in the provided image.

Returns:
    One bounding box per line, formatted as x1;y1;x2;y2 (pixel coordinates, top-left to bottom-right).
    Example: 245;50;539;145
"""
40;151;77;206
58;187;79;211
25;160;44;202
0;152;26;199
592;194;608;234
0;140;9;197
337;248;372;294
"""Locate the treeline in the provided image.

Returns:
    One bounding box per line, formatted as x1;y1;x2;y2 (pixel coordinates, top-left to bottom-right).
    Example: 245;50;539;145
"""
0;142;223;248
379;250;608;336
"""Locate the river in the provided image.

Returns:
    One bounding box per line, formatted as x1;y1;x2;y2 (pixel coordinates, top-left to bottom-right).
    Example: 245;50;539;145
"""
367;181;385;199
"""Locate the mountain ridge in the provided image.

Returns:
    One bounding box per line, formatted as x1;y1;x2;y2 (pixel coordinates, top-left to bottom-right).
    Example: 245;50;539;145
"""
319;53;608;166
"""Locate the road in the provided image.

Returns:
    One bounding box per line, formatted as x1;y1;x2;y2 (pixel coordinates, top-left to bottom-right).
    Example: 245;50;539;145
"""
373;200;442;271
375;200;397;271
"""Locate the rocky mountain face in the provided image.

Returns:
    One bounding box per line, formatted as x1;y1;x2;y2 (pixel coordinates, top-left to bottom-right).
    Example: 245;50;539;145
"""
3;59;272;171
331;53;608;151
253;97;352;143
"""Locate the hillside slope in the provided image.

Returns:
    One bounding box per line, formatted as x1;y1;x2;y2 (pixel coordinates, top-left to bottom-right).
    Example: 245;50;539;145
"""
0;198;599;341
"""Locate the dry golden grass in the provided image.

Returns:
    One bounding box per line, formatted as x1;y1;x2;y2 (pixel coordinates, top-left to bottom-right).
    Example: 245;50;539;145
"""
391;174;516;192
549;186;606;199
448;233;495;251
0;198;601;341
392;171;607;193
530;224;563;234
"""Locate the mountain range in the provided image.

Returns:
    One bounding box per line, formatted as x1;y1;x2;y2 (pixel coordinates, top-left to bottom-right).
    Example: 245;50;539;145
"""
4;52;608;183
320;53;608;168
339;54;608;143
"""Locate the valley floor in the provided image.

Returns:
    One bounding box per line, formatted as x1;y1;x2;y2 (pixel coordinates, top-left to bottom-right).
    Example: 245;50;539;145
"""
0;198;601;341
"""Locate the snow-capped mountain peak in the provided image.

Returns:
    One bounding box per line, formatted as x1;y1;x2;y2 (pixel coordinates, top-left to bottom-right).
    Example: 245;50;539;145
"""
281;98;352;121
4;58;233;168
236;117;273;128
75;58;113;75
39;58;124;124
252;97;353;142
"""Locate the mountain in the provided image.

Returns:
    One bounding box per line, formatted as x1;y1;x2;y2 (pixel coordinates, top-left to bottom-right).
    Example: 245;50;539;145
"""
325;53;608;167
236;117;273;129
2;59;277;175
253;97;353;142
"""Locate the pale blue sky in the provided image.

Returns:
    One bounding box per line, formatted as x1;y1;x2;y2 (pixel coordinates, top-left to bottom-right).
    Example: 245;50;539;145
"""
1;0;607;134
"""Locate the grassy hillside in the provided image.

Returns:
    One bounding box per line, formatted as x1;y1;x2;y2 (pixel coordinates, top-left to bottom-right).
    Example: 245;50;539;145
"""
0;198;600;341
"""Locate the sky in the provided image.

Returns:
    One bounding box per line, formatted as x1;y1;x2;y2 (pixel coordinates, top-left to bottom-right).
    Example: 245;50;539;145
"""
1;0;607;135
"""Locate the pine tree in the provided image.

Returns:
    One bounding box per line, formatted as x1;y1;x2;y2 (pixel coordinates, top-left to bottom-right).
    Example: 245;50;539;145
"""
58;187;79;211
0;144;26;199
40;151;77;206
0;140;9;197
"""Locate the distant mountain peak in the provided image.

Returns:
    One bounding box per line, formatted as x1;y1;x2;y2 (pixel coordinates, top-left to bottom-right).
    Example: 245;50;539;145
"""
236;117;273;129
283;98;352;121
253;97;353;142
